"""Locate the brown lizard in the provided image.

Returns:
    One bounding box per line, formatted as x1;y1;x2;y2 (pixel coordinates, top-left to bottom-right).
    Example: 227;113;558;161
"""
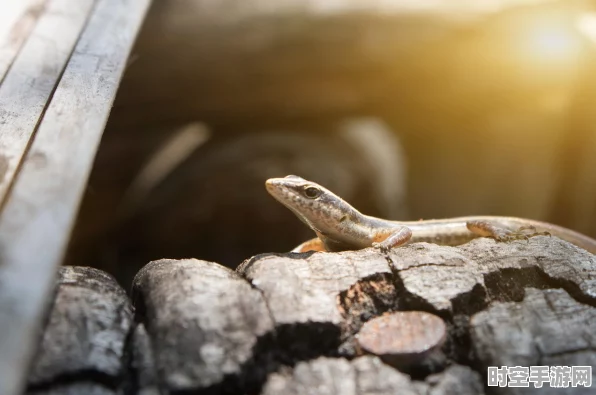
266;175;596;254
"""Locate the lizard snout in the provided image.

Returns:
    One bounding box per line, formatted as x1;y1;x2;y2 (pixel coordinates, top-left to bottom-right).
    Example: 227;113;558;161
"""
265;178;284;196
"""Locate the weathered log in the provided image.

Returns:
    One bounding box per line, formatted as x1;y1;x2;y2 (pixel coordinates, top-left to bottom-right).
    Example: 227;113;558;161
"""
131;259;275;394
471;288;596;394
26;266;133;395
237;236;596;392
27;383;116;395
130;324;160;395
261;357;483;395
32;235;596;393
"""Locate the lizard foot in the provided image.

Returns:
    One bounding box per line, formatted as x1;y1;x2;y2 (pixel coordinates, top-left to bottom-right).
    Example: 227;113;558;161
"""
371;226;412;252
372;242;391;253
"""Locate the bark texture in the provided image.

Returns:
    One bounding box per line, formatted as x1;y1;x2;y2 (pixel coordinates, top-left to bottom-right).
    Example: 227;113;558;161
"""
27;236;596;394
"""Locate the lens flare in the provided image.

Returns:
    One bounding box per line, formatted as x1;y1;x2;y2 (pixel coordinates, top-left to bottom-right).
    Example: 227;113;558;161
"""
523;21;583;62
576;13;596;44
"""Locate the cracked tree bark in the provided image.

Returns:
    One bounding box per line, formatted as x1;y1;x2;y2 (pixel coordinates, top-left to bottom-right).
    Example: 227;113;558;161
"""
27;235;596;394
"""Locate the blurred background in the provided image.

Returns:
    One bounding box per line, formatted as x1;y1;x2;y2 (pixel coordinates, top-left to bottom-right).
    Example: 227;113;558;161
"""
64;0;596;287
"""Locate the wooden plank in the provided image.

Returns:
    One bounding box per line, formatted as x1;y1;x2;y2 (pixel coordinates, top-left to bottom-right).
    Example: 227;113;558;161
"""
0;0;151;393
0;0;48;83
0;0;95;210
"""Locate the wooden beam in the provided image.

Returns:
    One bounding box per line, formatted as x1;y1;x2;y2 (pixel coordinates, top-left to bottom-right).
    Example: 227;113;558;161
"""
0;0;48;83
0;0;95;208
0;0;150;393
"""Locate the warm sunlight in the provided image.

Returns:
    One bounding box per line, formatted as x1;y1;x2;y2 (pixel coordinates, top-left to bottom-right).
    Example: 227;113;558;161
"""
576;13;596;44
520;17;584;63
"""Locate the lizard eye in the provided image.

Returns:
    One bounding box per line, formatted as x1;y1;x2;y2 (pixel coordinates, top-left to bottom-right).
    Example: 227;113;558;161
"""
303;186;322;199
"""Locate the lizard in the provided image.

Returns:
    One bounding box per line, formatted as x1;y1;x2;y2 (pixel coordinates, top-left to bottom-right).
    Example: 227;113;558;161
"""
265;175;596;254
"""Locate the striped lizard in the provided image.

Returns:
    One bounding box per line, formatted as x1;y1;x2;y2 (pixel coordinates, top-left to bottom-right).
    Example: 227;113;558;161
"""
265;175;596;254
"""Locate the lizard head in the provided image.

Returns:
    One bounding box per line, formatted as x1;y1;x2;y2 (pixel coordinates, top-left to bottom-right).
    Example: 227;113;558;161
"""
265;175;356;237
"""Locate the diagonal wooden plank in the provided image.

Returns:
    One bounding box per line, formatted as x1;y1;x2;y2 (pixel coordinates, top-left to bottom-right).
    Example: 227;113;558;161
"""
0;0;49;83
0;0;151;393
0;0;96;210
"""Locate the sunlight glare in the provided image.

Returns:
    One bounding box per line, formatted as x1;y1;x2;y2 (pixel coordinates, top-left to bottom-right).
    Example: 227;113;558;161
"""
523;21;583;62
576;13;596;44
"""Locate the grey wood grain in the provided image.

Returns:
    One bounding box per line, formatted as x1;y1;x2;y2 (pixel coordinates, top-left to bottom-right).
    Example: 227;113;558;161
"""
131;324;160;395
28;234;596;393
0;0;95;205
132;259;275;393
27;266;133;393
0;0;48;82
471;287;596;394
28;383;116;395
262;356;483;395
238;249;393;326
386;236;596;313
0;0;150;393
243;236;595;393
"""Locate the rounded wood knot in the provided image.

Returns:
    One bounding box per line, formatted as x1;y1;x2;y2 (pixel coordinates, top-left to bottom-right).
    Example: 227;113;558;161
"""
356;311;447;369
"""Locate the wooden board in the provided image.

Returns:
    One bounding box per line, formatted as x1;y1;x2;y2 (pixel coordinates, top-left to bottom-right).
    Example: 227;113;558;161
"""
0;0;95;207
0;0;150;394
0;0;49;83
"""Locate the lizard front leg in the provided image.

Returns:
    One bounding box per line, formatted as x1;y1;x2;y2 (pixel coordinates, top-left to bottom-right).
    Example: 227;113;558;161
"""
372;226;413;252
466;221;550;242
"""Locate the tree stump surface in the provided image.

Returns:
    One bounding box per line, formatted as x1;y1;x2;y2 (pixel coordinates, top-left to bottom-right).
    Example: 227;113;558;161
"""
28;236;596;394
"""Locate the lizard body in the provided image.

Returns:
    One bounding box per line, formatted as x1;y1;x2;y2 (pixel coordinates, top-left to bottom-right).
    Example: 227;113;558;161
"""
265;175;596;254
